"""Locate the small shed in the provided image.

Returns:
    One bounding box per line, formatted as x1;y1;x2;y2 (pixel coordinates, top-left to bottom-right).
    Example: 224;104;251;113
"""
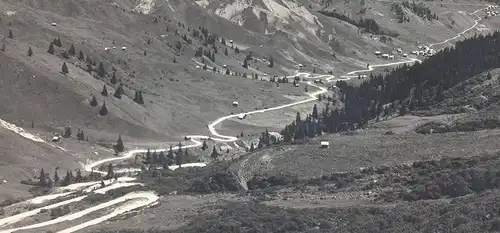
52;136;61;142
51;23;57;26
121;47;127;50
294;83;299;87
374;51;381;56
382;54;389;59
232;101;239;107
105;47;110;51
238;114;246;119
320;141;329;148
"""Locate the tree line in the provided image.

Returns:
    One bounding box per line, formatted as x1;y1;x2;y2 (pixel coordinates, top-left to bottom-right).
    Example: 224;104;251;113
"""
280;32;500;142
318;10;399;37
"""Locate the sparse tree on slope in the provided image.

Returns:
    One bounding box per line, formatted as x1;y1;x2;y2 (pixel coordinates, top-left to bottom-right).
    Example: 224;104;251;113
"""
133;90;144;105
27;46;33;57
7;30;13;39
111;72;118;84
113;84;123;99
78;50;84;61
63;126;72;138
53;170;60;185
99;100;108;116
90;95;98;106
243;58;248;69
61;62;69;75
106;163;114;179
68;43;76;56
77;129;85;141
167;145;174;166
312;104;318;119
1;43;5;52
201;140;208;151
225;68;230;75
98;62;106;78
39;169;46;186
224;47;228;56
101;85;108;96
173;56;177;63
211;146;219;160
47;42;54;54
234;47;239;53
115;134;124;153
75;169;83;182
53;37;62;47
268;56;274;68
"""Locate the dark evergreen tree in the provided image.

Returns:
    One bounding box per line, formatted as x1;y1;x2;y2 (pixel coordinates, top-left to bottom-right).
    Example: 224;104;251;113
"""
268;56;274;68
90;95;98;106
61;62;69;75
27;46;33;57
226;68;230;75
312;104;318;119
99;100;108;116
78;50;85;61
250;142;255;151
211;146;219;160
234;47;239;53
224;47;228;56
77;129;85;141
63;126;72;138
201;140;208;151
53;37;62;47
7;29;13;39
1;43;5;52
53;170;60;184
113;84;123;99
243;58;248;69
98;62;106;77
173;56;177;63
101;85;108;96
111;72;118;84
47;42;55;54
115;134;124;153
39;169;46;186
75;169;83;182
106;163;114;179
133;90;144;105
167;145;175;166
68;43;76;56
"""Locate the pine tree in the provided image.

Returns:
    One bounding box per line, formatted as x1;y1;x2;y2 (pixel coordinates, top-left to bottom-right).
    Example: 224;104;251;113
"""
312;104;318;119
176;150;183;167
47;42;55;54
61;62;69;75
77;129;85;141
201;140;208;151
224;47;228;56
113;84;123;99
90;95;98;106
39;169;46;186
75;169;83;182
212;66;216;72
133;90;144;104
225;68;230;75
203;64;207;70
235;47;239;53
268;57;274;68
68;43;76;56
8;30;13;39
211;146;219;160
1;43;5;52
167;145;175;166
99;100;108;116
250;142;255;151
101;85;108;96
173;56;177;63
111;72;118;84
115;134;124;153
78;50;84;61
243;58;248;69
211;52;215;62
53;37;62;47
53;170;60;185
31;120;35;128
106;163;114;179
27;46;33;57
63;126;72;138
62;50;69;59
98;62;106;77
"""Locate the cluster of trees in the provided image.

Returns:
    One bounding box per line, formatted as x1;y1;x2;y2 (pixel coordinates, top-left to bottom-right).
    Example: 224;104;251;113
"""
318;10;398;37
280;32;500;142
391;3;410;23
248;129;280;151
402;1;438;21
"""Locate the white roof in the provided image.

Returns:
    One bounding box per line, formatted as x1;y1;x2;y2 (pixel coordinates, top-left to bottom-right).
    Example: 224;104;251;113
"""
232;101;239;104
121;47;127;50
320;141;329;145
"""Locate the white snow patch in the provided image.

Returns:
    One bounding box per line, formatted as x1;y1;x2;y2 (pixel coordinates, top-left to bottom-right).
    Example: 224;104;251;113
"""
282;0;317;25
0;118;44;143
5;11;16;16
168;162;206;171
135;0;156;14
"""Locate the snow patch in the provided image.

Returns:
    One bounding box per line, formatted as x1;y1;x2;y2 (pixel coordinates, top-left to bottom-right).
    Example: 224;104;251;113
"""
135;0;156;14
5;11;16;16
0;118;44;143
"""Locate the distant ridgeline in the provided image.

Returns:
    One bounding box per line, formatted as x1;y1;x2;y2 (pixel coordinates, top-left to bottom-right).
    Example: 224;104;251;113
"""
280;32;500;142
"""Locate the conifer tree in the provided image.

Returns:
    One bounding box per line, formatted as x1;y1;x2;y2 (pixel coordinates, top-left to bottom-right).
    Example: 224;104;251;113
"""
226;68;230;75
201;140;208;151
61;62;69;75
113;84;123;99
211;146;219;160
53;37;62;47
234;47;239;53
77;129;85;141
203;64;207;70
27;46;33;57
78;50;84;61
173;56;177;63
268;56;274;68
224;47;228;56
106;163;114;179
250;142;255;151
8;30;13;39
47;42;55;54
111;72;118;84
39;169;46;186
68;43;76;56
63;126;72;138
312;104;318;119
1;43;5;52
98;62;106;77
212;66;216;72
53;170;60;185
211;52;215;62
75;169;83;182
90;95;98;106
243;58;248;69
99;100;108;116
167;145;174;166
101;85;108;96
115;134;124;153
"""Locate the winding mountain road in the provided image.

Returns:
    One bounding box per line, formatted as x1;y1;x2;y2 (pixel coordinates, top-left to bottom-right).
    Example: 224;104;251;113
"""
0;4;491;233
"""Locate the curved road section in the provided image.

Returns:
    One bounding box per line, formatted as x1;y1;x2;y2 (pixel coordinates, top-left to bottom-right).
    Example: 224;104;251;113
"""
0;5;490;233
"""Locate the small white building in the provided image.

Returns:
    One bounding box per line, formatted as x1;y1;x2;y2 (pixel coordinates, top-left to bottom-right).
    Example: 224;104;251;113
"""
382;54;389;59
104;47;110;51
388;55;395;59
238;114;246;119
374;51;382;56
51;23;57;26
396;48;402;53
232;101;239;107
402;53;408;57
320;141;329;148
52;136;61;142
121;47;127;50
